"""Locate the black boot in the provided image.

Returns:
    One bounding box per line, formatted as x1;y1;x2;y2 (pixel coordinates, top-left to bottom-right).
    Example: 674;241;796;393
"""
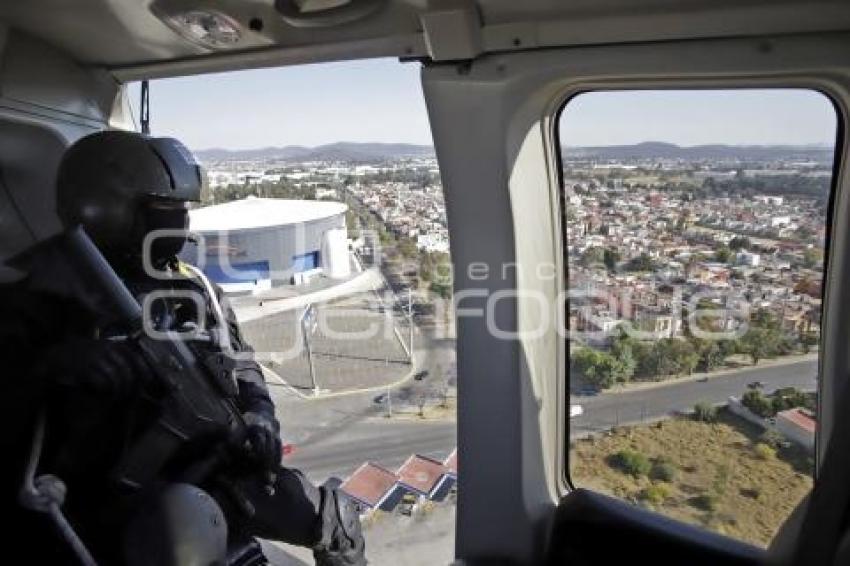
312;486;367;566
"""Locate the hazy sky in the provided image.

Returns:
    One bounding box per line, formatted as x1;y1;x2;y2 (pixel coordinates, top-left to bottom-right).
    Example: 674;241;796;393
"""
130;58;432;150
560;89;837;147
131;60;838;150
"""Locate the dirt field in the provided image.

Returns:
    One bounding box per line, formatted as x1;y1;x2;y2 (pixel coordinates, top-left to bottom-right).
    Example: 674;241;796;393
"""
570;411;813;547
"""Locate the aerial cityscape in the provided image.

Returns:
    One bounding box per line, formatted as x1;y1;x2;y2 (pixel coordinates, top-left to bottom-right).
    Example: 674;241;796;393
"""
189;138;829;556
563;141;827;546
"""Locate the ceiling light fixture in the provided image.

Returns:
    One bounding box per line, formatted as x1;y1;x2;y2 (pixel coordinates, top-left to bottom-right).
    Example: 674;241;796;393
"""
162;10;242;50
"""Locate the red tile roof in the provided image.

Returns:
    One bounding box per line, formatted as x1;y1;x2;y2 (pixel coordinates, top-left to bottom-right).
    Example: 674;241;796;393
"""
777;408;816;434
397;454;448;495
443;448;458;476
340;463;398;507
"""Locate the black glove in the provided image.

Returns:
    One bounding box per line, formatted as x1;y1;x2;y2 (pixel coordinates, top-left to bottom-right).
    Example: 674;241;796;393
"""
41;337;154;398
244;411;282;471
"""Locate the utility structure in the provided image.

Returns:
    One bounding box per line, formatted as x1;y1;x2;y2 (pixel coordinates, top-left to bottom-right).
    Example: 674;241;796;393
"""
408;287;414;364
301;303;320;396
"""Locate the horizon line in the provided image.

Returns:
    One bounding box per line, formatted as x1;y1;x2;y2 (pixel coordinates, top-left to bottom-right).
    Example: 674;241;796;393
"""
193;140;833;152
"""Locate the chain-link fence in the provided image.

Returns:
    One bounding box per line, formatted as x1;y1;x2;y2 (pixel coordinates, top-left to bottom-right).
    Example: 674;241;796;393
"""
239;284;413;394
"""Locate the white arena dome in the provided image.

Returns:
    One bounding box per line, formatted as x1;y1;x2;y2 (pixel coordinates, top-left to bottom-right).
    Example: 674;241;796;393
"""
183;197;350;293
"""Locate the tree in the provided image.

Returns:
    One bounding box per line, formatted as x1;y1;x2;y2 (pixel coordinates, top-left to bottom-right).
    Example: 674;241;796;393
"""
797;226;817;244
581;246;606;268
571;347;632;390
632;338;699;380
625;253;656;272
803;248;824;269
800;330;819;354
668;339;700;375
752;308;780;331
715;245;732;264
771;387;814;413
610;335;637;384
741;327;777;365
718;339;739;358
729;236;752;251
396;237;419;259
741;389;773;417
603;248;621;272
690;338;726;372
429;280;452;299
619;345;637;382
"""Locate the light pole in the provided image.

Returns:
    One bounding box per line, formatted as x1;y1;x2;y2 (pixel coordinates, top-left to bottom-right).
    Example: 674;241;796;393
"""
408;287;414;364
301;304;320;396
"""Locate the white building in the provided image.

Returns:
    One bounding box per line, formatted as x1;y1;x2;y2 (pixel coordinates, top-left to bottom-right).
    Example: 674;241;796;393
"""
770;215;792;227
736;250;761;267
183;197;350;293
417;232;450;253
775;408;816;452
754;195;785;206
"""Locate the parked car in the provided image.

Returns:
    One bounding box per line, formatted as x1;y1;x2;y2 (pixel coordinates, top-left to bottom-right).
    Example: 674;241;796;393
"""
576;387;599;397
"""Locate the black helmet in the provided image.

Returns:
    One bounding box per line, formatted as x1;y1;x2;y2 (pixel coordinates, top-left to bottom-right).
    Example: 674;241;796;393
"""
57;130;202;265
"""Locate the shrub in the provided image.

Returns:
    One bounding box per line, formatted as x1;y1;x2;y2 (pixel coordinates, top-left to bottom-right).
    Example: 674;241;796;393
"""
611;449;651;478
650;459;677;482
754;443;776;460
691;493;719;512
693;402;717;423
760;429;786;449
742;389;774;418
713;464;730;496
771;387;813;413
639;484;670;505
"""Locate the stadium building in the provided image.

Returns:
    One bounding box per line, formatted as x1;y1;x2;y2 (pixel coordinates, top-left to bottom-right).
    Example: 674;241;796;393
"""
183;197;350;293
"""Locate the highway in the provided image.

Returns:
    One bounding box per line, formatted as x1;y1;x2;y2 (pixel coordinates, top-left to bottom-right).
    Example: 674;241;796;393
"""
571;358;817;436
283;358;817;482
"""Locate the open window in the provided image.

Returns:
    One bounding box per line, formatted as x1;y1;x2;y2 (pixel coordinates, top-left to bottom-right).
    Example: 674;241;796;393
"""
420;30;850;565
561;89;838;549
128;60;458;563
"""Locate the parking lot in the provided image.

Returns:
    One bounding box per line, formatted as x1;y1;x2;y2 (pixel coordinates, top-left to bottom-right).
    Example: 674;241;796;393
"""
239;290;412;393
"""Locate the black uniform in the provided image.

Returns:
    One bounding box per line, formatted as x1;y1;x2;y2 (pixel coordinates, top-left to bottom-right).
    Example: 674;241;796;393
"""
1;130;365;565
119;261;358;553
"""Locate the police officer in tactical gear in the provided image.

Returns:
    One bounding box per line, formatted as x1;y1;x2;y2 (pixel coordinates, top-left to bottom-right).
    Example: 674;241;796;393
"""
18;129;365;565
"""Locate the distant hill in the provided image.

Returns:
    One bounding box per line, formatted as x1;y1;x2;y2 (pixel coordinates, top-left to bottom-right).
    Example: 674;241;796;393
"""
562;141;833;162
196;141;831;164
195;142;434;163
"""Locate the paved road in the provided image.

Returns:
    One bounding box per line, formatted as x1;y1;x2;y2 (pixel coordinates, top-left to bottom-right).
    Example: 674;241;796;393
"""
571;358;818;436
282;359;816;482
284;419;457;483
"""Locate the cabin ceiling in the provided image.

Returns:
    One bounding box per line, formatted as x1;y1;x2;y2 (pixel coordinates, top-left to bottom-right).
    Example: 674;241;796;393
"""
2;0;850;80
